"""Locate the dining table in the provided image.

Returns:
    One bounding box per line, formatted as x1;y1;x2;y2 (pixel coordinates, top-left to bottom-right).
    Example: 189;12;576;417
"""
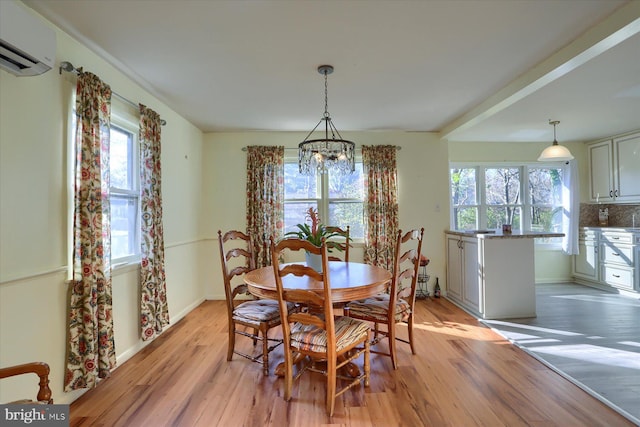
244;260;392;303
243;260;392;376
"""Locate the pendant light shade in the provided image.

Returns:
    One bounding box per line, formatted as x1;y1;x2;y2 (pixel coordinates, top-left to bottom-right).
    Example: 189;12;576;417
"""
538;120;574;162
298;65;355;175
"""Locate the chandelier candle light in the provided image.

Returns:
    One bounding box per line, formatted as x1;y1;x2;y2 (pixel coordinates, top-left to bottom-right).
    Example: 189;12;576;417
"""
298;65;356;175
537;119;574;162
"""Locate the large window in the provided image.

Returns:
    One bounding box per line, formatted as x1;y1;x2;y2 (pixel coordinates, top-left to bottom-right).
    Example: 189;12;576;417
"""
109;115;140;263
284;160;365;239
450;163;564;244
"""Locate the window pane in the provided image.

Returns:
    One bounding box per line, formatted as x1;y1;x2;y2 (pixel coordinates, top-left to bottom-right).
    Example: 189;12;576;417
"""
284;163;317;198
487;206;521;229
486;168;520;205
111;196;138;259
110;126;134;190
328;163;363;199
530;206;563;233
529;168;563;205
284;202;318;234
454;207;477;230
451;168;476;206
328;201;364;239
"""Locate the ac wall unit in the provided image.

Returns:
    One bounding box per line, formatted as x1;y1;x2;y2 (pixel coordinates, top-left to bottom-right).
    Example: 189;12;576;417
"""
0;1;55;76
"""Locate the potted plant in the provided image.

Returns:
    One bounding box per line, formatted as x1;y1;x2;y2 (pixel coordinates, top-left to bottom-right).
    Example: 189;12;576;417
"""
284;207;349;271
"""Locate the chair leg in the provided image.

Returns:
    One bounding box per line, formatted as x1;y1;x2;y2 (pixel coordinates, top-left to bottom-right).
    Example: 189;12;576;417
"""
227;323;235;361
252;328;259;346
364;338;370;387
326;356;337;416
283;347;293;401
408;315;416;355
261;327;269;376
388;321;398;370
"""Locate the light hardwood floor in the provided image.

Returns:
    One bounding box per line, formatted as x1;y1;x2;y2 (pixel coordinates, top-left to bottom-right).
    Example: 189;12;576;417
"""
69;298;634;426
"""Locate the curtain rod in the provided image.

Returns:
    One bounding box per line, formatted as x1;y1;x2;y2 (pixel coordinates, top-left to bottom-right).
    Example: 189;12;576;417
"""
59;61;167;126
241;146;401;152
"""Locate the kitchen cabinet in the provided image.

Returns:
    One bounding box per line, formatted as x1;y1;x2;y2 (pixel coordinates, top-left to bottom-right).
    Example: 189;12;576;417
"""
588;132;640;203
600;231;637;291
572;229;599;282
445;234;478;312
573;228;639;293
445;231;559;319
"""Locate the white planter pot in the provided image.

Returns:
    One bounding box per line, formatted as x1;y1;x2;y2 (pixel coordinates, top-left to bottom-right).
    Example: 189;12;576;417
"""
305;251;323;273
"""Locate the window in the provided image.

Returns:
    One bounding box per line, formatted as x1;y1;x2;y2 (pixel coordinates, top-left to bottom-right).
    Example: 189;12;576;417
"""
283;160;365;239
109;115;140;263
450;164;564;245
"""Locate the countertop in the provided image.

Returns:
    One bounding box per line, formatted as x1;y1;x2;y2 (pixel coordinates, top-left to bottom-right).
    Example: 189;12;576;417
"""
445;230;564;239
580;226;640;233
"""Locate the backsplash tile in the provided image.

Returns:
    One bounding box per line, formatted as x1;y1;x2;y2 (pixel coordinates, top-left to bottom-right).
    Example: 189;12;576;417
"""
580;203;640;227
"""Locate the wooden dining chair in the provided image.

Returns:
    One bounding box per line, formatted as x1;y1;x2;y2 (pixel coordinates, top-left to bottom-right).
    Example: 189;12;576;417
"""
325;225;351;262
218;229;287;375
0;362;53;404
271;237;370;416
346;228;424;369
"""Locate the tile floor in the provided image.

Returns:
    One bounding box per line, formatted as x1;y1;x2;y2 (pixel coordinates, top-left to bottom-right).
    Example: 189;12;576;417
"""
481;282;640;425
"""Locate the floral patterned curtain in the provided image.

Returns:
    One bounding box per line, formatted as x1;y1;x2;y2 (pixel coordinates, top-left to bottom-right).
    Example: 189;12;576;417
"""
246;146;284;267
65;72;116;391
362;145;399;270
139;104;169;341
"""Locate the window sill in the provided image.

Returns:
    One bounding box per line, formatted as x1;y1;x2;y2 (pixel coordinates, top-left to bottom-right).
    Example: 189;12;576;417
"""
112;260;140;275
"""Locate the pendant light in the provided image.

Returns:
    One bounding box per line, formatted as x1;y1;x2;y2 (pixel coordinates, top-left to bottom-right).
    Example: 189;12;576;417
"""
538;120;574;162
298;65;355;175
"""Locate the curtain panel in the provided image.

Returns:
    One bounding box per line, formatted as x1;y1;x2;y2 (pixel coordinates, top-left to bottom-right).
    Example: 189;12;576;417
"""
362;145;399;271
65;72;117;391
139;104;170;341
246;146;284;267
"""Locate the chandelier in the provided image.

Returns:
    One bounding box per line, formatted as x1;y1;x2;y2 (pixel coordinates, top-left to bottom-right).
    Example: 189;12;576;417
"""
298;65;355;175
538;119;574;162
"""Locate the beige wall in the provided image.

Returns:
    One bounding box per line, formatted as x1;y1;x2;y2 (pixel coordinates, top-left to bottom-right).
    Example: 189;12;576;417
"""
0;4;206;404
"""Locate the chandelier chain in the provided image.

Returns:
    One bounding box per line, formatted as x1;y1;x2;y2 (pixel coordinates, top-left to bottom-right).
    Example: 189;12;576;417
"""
323;69;329;118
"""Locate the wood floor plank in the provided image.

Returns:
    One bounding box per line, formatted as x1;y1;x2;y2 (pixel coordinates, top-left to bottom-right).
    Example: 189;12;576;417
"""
68;298;634;426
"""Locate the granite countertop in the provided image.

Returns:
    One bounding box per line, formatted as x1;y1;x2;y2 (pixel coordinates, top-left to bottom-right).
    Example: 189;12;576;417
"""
580;226;640;233
446;230;564;239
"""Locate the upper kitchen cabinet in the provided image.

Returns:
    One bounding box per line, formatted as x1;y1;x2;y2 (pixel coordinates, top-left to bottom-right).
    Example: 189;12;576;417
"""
588;131;640;203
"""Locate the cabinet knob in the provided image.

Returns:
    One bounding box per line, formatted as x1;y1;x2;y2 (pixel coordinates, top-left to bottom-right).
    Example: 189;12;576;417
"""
609;190;613;197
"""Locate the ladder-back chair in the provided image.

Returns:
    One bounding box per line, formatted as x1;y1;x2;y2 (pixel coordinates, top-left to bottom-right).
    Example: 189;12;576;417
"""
346;228;424;369
271;237;370;416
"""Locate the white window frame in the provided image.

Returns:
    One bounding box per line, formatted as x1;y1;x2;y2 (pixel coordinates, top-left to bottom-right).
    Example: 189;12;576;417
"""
109;109;141;265
450;162;565;247
283;154;365;241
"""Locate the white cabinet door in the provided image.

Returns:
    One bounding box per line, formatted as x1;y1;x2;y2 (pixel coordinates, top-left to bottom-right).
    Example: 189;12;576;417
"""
573;240;598;281
614;133;640;202
588;140;615;202
446;235;462;300
462;238;479;310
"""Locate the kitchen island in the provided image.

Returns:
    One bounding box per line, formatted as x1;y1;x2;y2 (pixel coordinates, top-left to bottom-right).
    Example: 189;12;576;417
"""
445;230;564;319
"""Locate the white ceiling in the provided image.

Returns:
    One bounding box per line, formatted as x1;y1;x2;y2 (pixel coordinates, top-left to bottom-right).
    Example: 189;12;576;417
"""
23;0;640;143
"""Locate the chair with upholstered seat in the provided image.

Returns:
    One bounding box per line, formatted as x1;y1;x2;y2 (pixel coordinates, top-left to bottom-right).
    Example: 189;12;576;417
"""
271;237;370;416
346;228;424;369
325;225;351;262
0;362;53;404
218;229;286;375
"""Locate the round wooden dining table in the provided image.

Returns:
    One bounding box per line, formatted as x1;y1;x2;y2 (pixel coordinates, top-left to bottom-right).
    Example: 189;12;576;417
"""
244;261;392;377
244;261;392;303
